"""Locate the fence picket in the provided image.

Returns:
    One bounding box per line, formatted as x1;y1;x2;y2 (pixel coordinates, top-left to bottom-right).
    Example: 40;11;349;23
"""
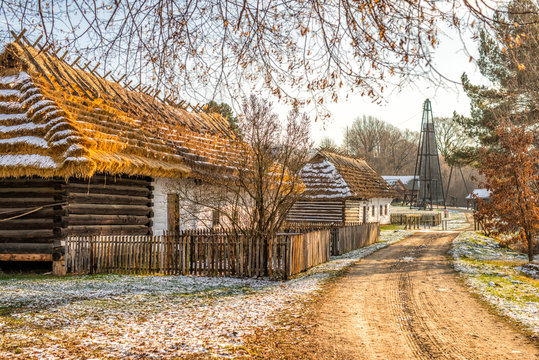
63;223;380;280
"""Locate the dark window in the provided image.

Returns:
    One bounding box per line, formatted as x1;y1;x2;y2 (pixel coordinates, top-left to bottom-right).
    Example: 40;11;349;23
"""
372;205;375;216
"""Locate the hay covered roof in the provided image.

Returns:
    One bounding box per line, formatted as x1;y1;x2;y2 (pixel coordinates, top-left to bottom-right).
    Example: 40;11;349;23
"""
300;150;397;200
0;41;243;179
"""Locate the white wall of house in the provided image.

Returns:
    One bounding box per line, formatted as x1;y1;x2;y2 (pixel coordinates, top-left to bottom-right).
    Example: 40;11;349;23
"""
152;177;216;235
366;197;392;225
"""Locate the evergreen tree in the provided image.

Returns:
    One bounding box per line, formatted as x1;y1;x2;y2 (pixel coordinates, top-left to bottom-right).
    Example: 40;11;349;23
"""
204;101;239;133
455;0;538;162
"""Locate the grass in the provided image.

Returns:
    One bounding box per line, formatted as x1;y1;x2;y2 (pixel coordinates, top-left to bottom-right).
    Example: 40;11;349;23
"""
450;231;539;336
380;224;404;231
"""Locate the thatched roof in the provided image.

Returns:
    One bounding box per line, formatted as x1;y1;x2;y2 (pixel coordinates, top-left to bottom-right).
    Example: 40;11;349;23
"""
299;151;397;200
0;42;243;179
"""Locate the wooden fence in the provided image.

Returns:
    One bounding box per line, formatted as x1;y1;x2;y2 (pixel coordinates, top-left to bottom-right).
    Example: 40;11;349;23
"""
286;230;331;278
65;231;288;279
332;222;379;256
64;223;379;279
390;213;441;227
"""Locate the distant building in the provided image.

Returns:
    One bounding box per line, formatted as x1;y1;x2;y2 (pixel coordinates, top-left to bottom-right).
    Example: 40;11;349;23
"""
288;151;397;225
382;176;419;205
466;189;491;210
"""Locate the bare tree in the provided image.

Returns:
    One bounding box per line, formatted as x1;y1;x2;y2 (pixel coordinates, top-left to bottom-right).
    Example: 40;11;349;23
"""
344;115;417;175
434;116;474;166
0;1;516;119
318;137;339;152
179;95;311;239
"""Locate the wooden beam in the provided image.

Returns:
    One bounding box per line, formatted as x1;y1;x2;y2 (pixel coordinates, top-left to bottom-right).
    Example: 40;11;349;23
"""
0;243;54;253
66;204;151;216
67;193;151;206
0;254;52;262
63;183;151;197
67;225;150;236
0;230;56;242
66;214;150;226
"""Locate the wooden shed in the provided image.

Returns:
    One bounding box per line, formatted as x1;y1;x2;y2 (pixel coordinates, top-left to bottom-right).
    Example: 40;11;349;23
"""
0;41;242;269
287;151;397;225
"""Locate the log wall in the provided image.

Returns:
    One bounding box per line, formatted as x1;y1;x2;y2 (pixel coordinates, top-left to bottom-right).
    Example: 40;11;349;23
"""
286;200;344;223
0;174;153;261
0;177;65;259
64;174;153;236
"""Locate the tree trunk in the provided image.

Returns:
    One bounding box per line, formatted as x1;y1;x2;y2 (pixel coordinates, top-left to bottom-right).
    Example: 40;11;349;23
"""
527;231;534;262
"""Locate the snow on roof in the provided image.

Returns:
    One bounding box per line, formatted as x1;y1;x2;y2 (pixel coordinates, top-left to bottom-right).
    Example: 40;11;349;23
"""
382;176;418;190
0;42;243;179
466;189;491;199
300;151;397;200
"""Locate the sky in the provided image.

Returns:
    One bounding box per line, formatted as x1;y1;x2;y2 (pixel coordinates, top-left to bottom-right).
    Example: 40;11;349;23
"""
301;23;488;146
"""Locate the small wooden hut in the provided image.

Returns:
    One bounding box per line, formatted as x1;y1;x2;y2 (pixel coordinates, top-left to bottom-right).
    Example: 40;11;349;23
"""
287;151;397;225
0;41;242;269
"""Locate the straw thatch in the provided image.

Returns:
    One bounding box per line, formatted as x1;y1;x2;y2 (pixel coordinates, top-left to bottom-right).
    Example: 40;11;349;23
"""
300;151;397;200
0;42;243;179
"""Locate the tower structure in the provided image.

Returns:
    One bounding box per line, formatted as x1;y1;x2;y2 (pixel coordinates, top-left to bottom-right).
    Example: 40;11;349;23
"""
411;99;445;209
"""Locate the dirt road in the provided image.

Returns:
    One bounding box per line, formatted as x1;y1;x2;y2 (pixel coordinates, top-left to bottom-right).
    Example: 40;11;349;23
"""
249;232;538;359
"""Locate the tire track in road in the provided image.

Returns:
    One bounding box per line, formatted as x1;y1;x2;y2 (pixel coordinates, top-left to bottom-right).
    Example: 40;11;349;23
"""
310;232;538;360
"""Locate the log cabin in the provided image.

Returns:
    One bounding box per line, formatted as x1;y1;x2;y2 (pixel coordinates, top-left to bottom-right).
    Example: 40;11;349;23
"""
287;151;397;225
0;41;243;271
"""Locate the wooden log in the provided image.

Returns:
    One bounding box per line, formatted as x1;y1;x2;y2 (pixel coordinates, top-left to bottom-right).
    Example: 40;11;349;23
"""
0;230;56;242
0;191;60;198
68;193;151;206
0;208;67;218
0;242;54;253
64;183;151;197
67;225;150;236
66;204;152;216
66;214;151;226
0;198;57;207
0;218;55;230
0;253;53;261
67;175;151;187
0;187;56;193
0;179;63;187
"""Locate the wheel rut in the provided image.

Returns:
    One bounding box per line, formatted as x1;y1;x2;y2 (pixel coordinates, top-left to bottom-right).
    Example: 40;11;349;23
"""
309;231;538;360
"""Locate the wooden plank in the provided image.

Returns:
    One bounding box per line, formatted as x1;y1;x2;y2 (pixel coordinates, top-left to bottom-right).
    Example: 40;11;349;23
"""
0;253;52;261
0;218;55;230
68;193;151;206
67;204;151;216
64;183;151;197
66;214;150;226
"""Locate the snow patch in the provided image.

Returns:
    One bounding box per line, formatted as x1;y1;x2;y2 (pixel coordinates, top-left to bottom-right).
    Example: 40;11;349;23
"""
0;154;56;168
0;229;414;359
0;136;48;148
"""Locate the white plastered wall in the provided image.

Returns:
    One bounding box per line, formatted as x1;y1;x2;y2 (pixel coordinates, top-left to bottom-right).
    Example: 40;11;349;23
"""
366;197;393;225
152;177;217;235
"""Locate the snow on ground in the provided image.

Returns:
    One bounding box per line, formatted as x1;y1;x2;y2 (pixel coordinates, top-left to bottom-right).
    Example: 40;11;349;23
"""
449;231;539;336
0;229;414;359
